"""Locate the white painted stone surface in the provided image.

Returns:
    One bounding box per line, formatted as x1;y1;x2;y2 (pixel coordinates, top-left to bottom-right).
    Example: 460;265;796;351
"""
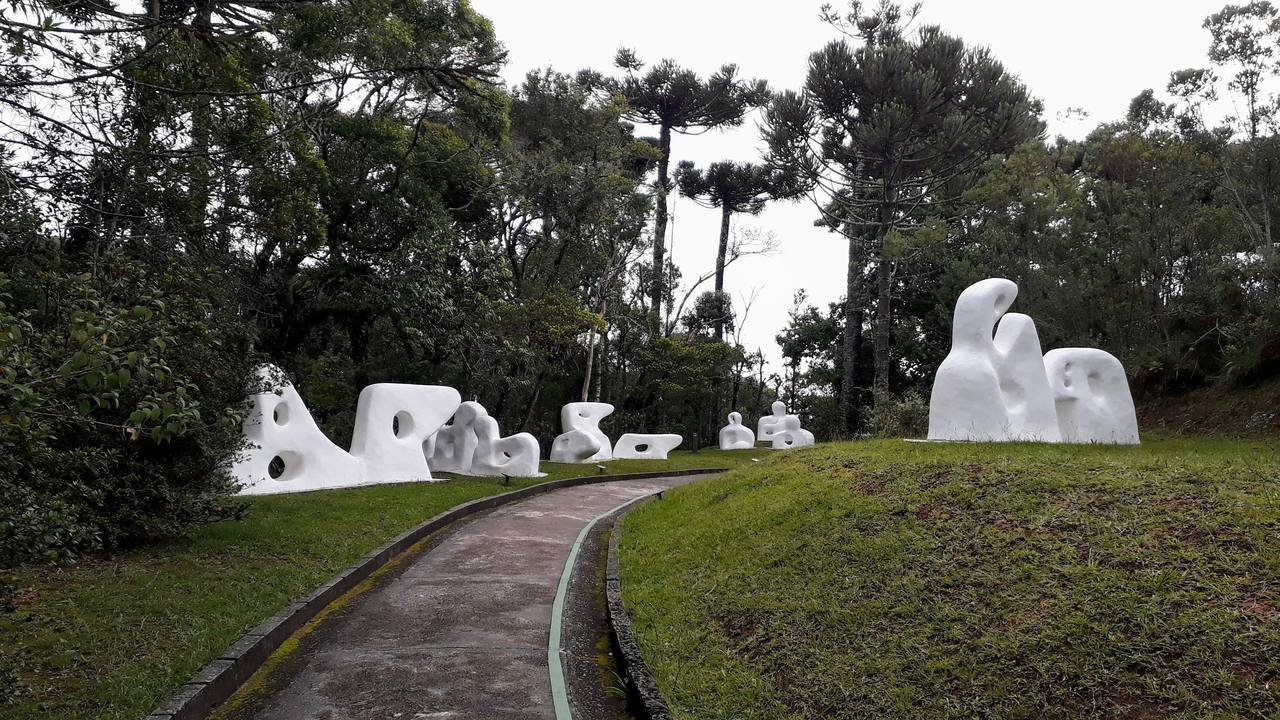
470;415;543;477
1044;348;1140;445
614;433;683;460
771;416;815;450
428;401;487;474
349;383;461;483
551;402;614;462
928;278;1060;443
757;401;788;443
719;412;756;450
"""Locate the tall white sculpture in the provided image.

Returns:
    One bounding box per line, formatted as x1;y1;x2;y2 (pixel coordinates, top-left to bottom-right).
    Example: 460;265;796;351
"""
614;433;683;460
550;402;614;463
1044;349;1140;444
928;278;1061;443
719;412;756;450
471;415;543;477
757;401;788;443
234;368;461;495
428;401;487;474
771;416;815;450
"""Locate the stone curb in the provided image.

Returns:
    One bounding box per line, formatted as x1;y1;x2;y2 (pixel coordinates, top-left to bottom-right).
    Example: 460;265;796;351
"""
147;468;726;720
606;496;676;720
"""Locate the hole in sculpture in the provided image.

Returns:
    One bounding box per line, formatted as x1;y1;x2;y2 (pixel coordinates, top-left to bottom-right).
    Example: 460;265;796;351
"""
268;455;286;479
502;451;512;460
273;402;290;426
393;411;415;439
636;443;650;453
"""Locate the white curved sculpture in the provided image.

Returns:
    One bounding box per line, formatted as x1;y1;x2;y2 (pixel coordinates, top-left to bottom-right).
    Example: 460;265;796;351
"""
719;412;756;450
550;402;614;463
233;368;461;495
757;401;788;443
928;278;1061;442
1044;349;1140;444
428;401;487;474
771;416;815;450
614;433;683;460
471;415;543;477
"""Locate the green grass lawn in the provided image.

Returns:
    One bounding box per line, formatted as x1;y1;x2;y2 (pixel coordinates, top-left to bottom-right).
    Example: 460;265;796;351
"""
619;438;1280;719
0;449;752;720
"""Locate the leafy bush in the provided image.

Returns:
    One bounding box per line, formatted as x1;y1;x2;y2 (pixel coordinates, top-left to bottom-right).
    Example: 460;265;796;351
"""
0;246;257;568
870;390;929;438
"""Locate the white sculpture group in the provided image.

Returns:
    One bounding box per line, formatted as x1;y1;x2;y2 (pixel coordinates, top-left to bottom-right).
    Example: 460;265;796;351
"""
928;278;1139;444
234;367;542;496
549;402;685;462
714;402;814;451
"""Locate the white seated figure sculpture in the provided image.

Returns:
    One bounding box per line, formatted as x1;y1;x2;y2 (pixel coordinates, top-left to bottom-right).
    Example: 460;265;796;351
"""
428;401;487;474
928;278;1061;443
470;415;543;477
550;402;614;463
719;412;756;450
771;416;815;450
757;401;788;444
234;367;363;495
348;383;461;483
1044;349;1140;444
233;368;461;495
614;433;683;460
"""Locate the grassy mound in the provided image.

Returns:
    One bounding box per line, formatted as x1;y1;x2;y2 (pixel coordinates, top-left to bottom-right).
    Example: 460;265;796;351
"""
0;451;747;720
619;439;1280;719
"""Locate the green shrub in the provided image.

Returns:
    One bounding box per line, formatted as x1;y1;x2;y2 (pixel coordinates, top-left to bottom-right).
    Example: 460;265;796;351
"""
870;390;929;438
0;247;257;568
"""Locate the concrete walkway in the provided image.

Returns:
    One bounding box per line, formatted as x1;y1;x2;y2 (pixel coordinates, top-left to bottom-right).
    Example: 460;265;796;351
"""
242;476;693;720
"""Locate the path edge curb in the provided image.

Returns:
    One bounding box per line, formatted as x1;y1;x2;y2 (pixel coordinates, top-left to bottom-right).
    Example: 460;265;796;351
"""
146;467;726;720
606;497;677;720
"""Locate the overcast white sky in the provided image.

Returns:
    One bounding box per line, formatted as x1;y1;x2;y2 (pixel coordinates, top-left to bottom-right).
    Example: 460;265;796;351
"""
471;0;1226;371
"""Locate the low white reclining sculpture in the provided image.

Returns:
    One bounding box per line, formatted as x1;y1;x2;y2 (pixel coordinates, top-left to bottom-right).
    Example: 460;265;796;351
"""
233;367;460;495
429;401;542;477
757;401;788;443
550;402;614;463
614;433;683;460
771;416;815;450
1044;349;1140;444
928;278;1139;444
429;401;487;474
718;412;756;450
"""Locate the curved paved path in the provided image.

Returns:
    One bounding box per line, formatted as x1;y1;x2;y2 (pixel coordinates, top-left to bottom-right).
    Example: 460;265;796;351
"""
242;476;693;720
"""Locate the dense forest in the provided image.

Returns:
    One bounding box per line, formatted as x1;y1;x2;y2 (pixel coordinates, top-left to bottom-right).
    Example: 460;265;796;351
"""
1;0;1277;573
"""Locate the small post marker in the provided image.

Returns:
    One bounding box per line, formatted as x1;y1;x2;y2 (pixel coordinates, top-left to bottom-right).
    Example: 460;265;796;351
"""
595;464;607;474
501;473;511;486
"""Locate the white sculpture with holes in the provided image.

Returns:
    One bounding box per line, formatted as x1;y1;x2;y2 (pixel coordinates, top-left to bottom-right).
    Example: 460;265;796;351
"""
719;412;756;450
550;402;614;463
928;278;1061;443
756;401;788;444
233;367;461;495
614;433;683;460
469;414;543;477
428;401;487;474
1044;349;1140;444
928;278;1139;444
771;416;815;450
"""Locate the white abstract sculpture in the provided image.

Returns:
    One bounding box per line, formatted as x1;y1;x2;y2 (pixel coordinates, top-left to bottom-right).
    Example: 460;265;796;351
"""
428;401;487;474
1044;349;1140;445
234;368;461;495
718;412;756;450
771;416;815;450
550;402;614;463
928;278;1061;443
471;415;543;477
757;401;788;444
614;433;683;460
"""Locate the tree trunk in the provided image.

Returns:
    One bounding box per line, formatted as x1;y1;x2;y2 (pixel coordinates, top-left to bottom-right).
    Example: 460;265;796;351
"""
581;297;607;401
873;252;893;402
713;203;732;341
840;233;862;436
650;123;673;326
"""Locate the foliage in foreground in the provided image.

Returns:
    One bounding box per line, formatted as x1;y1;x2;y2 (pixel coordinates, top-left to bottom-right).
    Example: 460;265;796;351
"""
620;439;1280;719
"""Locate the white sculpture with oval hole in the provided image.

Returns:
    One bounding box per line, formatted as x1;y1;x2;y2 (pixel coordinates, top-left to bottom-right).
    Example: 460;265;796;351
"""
614;433;683;460
719;412;756;450
1044;349;1140;444
771;416;815;450
550;402;614;463
233;368;461;495
428;401;487;474
471;414;543;477
928;278;1061;443
757;401;788;443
